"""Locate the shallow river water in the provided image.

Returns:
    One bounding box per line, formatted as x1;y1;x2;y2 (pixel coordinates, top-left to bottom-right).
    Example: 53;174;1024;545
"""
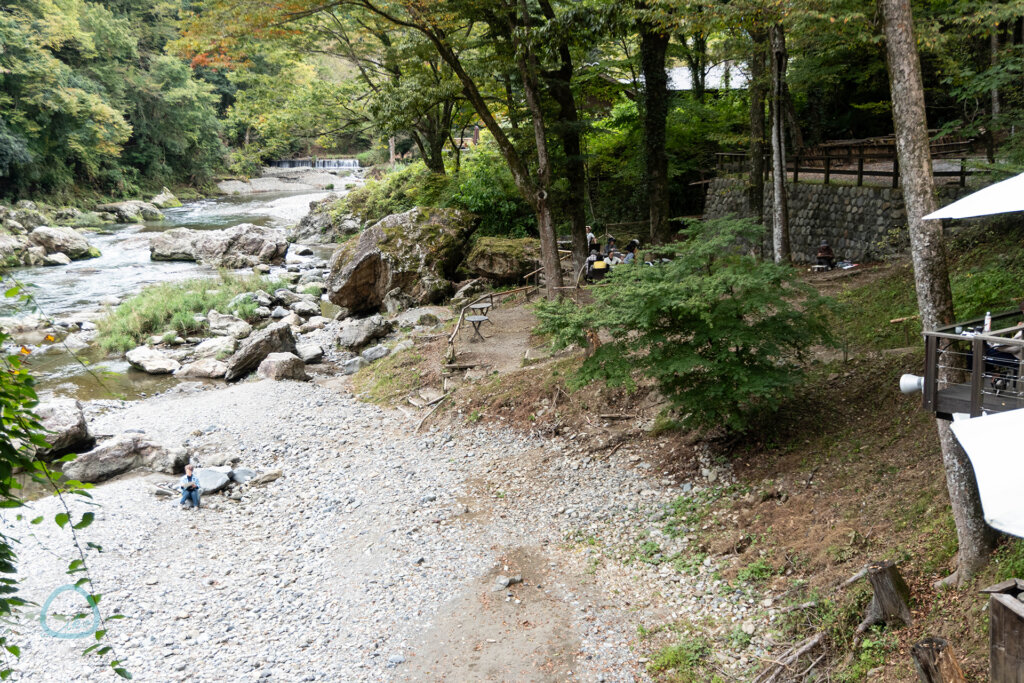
2;190;329;401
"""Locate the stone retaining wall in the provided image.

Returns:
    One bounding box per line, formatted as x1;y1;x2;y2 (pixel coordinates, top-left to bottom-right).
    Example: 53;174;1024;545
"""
703;177;970;263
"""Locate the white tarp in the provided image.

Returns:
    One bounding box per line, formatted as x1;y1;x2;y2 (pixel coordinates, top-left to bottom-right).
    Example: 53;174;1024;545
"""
924;171;1024;220
950;408;1024;538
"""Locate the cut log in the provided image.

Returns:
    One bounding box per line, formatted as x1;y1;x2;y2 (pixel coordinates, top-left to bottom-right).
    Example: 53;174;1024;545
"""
856;560;913;634
911;637;966;683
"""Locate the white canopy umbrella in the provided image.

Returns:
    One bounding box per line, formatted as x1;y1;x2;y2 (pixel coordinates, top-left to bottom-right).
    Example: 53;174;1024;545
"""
950;408;1024;538
924;171;1024;220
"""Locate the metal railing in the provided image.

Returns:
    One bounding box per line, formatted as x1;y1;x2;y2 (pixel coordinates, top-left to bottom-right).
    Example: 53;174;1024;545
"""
922;308;1024;417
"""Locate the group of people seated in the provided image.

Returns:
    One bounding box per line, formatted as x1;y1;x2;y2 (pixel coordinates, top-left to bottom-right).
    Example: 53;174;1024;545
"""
585;229;641;281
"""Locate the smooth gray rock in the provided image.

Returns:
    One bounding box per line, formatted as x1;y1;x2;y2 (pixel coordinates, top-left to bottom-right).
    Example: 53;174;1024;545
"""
150;223;287;268
62;434;186;483
256;352;308;381
361;345;389;362
42;252;73;266
341;356;368;375
196;468;230;493
337;315;392;350
296;343;324;364
95;200;163;223
36;398;92;457
230;468;258;484
194;336;236;359
207;311;252;339
175;357;227;379
28;226;94;260
224;321;296;381
290;300;320;317
271;306;289;318
126;346;181;374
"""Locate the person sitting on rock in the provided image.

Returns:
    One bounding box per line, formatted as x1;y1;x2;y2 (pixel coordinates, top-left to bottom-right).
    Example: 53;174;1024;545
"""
816;241;836;270
179;464;201;509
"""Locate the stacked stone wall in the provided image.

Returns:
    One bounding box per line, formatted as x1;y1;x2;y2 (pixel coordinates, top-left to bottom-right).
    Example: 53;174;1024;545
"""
702;177;969;263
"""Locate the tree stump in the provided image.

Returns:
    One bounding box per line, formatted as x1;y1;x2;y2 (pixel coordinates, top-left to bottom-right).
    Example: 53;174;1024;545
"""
981;579;1024;683
911;637;966;683
856;560;913;634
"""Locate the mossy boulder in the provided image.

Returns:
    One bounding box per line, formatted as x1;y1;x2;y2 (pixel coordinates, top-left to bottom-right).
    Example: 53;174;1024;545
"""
289;194;361;244
464;237;541;284
326;207;476;313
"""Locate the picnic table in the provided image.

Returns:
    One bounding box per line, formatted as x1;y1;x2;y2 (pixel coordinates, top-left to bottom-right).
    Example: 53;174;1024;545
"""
465;315;489;342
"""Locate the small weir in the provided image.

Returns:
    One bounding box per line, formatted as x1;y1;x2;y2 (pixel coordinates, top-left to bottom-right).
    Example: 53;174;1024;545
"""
269;158;360;170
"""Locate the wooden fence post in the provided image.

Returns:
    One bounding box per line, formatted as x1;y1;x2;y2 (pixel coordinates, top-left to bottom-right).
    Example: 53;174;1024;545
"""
981;579;1024;683
857;156;864;186
911;637;966;683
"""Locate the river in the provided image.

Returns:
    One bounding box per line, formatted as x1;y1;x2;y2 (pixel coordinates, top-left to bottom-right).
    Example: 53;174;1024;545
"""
1;190;329;401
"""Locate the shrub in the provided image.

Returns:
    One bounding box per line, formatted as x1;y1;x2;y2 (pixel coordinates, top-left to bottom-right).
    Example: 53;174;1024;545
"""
535;218;833;433
97;273;282;352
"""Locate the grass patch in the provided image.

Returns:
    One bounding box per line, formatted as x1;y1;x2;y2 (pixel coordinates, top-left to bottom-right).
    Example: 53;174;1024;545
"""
350;348;425;404
647;635;712;681
97;273;283;353
992;537;1024;581
736;557;775;584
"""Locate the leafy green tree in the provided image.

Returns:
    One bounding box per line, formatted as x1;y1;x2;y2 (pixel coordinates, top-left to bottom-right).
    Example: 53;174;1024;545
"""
535;217;832;432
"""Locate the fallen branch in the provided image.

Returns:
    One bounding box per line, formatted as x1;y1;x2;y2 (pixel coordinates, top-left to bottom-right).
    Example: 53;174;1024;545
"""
415;393;451;433
777;601;818;615
754;633;824;683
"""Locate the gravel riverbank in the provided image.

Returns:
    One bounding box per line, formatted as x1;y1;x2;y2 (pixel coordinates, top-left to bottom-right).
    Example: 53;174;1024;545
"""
5;378;764;681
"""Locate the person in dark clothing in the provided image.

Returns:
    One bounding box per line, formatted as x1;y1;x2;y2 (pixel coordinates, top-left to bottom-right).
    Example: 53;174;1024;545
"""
816;241;836;270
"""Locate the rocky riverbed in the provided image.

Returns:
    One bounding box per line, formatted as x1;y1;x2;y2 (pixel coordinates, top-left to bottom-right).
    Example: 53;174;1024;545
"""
3;375;783;682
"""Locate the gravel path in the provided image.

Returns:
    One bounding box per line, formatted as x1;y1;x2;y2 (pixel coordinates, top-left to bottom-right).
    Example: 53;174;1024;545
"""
3;379;693;682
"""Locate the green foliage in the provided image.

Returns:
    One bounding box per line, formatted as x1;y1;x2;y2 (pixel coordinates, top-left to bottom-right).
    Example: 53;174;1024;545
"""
0;0;224;199
338;141;534;237
736;557;775;584
993;537;1024;581
97;273;281;352
535;218;833;433
647;635;711;680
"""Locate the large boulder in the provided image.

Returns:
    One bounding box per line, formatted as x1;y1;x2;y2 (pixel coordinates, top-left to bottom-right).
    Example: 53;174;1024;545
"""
95;200;163;223
62;434;187;483
224;321;297;381
175;357;227;379
150;224;288;268
289;195;362;244
337;314;392;350
35;399;93;457
126;346;181;374
465;237;541;284
28;226;96;260
197;467;231;493
150;187;182;209
257;352;309;381
0;233;30;267
326;207;476;313
194;336;237;358
207;310;252;339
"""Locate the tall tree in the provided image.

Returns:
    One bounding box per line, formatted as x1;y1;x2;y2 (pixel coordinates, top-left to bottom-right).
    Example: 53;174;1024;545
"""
639;26;671;244
881;0;996;585
747;29;768;224
769;23;790;263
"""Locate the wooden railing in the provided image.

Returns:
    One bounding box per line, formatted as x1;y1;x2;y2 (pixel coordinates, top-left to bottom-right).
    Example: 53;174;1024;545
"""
715;151;977;187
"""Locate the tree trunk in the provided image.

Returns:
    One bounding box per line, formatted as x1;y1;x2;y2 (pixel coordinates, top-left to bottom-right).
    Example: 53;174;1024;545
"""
911;637;967;683
881;0;996;586
515;0;562;297
991;29;1001;118
640;28;671;244
539;0;587;274
769;23;790;263
856;561;913;634
748;30;768;224
389;136;396;165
